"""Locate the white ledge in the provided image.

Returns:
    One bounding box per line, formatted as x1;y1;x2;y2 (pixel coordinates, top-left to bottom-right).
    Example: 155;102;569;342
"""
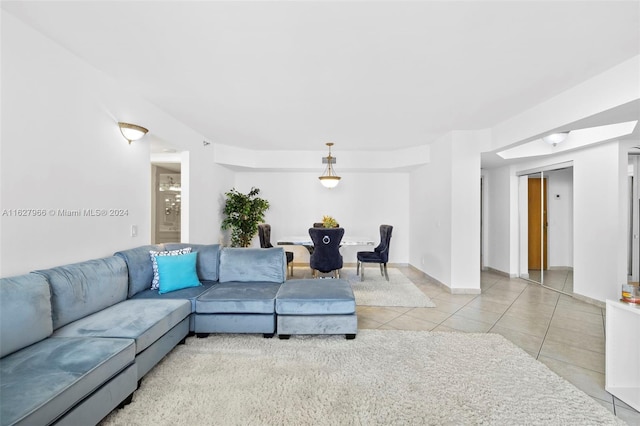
213;144;430;172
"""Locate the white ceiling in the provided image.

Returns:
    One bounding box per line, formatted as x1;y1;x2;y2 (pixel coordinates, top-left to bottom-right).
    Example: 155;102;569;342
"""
3;1;639;154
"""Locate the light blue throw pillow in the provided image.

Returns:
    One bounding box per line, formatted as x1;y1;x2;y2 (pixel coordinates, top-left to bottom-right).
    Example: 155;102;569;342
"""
156;252;201;294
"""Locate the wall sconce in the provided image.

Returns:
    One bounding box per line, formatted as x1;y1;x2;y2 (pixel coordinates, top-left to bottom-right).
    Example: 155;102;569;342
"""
118;122;149;144
319;142;341;189
542;132;569;147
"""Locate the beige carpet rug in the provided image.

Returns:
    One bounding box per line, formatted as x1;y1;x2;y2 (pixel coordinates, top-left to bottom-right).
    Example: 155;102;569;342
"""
100;330;623;426
341;267;436;308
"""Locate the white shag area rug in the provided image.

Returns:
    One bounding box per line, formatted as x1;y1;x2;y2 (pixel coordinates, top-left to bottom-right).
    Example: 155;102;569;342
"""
341;267;436;308
100;330;623;426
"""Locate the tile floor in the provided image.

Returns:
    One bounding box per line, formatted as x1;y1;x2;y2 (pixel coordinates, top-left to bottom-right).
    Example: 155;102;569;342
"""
295;265;640;425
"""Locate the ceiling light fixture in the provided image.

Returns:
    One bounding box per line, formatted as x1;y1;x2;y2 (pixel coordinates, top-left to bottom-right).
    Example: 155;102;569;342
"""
118;122;149;144
542;132;569;147
319;142;341;189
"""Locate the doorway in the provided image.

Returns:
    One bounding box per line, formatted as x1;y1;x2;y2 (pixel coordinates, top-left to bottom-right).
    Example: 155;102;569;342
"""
152;164;181;244
150;139;189;244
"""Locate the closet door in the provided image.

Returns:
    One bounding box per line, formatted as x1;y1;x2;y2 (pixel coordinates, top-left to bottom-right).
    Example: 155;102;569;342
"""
528;174;547;275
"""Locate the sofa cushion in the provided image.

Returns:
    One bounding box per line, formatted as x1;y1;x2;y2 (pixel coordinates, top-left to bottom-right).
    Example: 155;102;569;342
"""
114;244;165;297
165;243;220;282
0;274;52;358
0;337;134;426
218;247;286;283
149;247;192;290
130;281;216;312
34;256;129;330
53;299;191;354
196;282;281;314
275;279;356;315
156;252;201;294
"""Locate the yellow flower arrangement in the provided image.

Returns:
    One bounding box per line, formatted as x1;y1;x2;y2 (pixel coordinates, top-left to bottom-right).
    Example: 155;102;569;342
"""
322;215;338;228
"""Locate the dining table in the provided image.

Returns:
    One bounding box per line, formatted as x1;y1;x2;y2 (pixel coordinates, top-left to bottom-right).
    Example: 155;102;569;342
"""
276;235;375;254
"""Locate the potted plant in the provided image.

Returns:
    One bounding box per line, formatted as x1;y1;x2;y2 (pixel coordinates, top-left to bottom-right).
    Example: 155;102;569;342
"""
221;187;270;247
322;215;339;228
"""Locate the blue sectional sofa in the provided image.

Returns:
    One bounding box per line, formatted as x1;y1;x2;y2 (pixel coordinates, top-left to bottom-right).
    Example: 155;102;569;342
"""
0;244;356;426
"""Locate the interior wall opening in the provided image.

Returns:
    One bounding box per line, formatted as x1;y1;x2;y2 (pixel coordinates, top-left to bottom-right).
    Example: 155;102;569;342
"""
152;163;182;244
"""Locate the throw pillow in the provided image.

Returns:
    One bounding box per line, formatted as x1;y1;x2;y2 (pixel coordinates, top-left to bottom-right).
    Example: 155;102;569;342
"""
149;247;192;290
155;252;201;294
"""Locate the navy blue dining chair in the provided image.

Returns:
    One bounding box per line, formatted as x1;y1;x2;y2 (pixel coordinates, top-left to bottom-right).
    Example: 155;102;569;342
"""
309;227;344;278
356;225;393;281
258;224;294;277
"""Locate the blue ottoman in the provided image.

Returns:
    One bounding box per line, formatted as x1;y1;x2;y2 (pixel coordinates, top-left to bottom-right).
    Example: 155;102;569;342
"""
275;279;357;339
194;282;281;338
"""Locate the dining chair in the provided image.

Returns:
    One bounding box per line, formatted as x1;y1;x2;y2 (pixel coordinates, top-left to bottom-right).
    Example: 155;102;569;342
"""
308;227;344;278
258;224;294;277
356;225;393;281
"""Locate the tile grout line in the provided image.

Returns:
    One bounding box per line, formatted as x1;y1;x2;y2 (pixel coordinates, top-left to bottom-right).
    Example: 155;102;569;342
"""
485;279;531;334
535;291;561;360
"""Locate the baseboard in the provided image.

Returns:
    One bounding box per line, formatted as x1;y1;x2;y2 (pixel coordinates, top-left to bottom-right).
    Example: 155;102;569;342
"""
399;264;603;307
407;265;481;295
482;266;572;278
485;267;518;278
571;292;605;309
450;288;482;295
548;266;574;271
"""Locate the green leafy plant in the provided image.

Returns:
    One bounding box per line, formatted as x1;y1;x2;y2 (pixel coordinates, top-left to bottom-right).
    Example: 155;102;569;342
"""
221;187;270;247
322;215;338;228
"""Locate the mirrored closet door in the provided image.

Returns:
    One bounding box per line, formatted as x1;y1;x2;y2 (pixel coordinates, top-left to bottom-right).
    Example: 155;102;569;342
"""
519;165;574;295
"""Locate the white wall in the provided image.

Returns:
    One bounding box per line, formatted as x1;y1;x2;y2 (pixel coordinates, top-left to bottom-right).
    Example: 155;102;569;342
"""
484;165;518;275
573;142;628;301
0;13;232;276
184;153;234;245
0;12;147;275
232;171;410;265
410;134;454;285
450;132;482;291
517;175;529;277
409;132;482;292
